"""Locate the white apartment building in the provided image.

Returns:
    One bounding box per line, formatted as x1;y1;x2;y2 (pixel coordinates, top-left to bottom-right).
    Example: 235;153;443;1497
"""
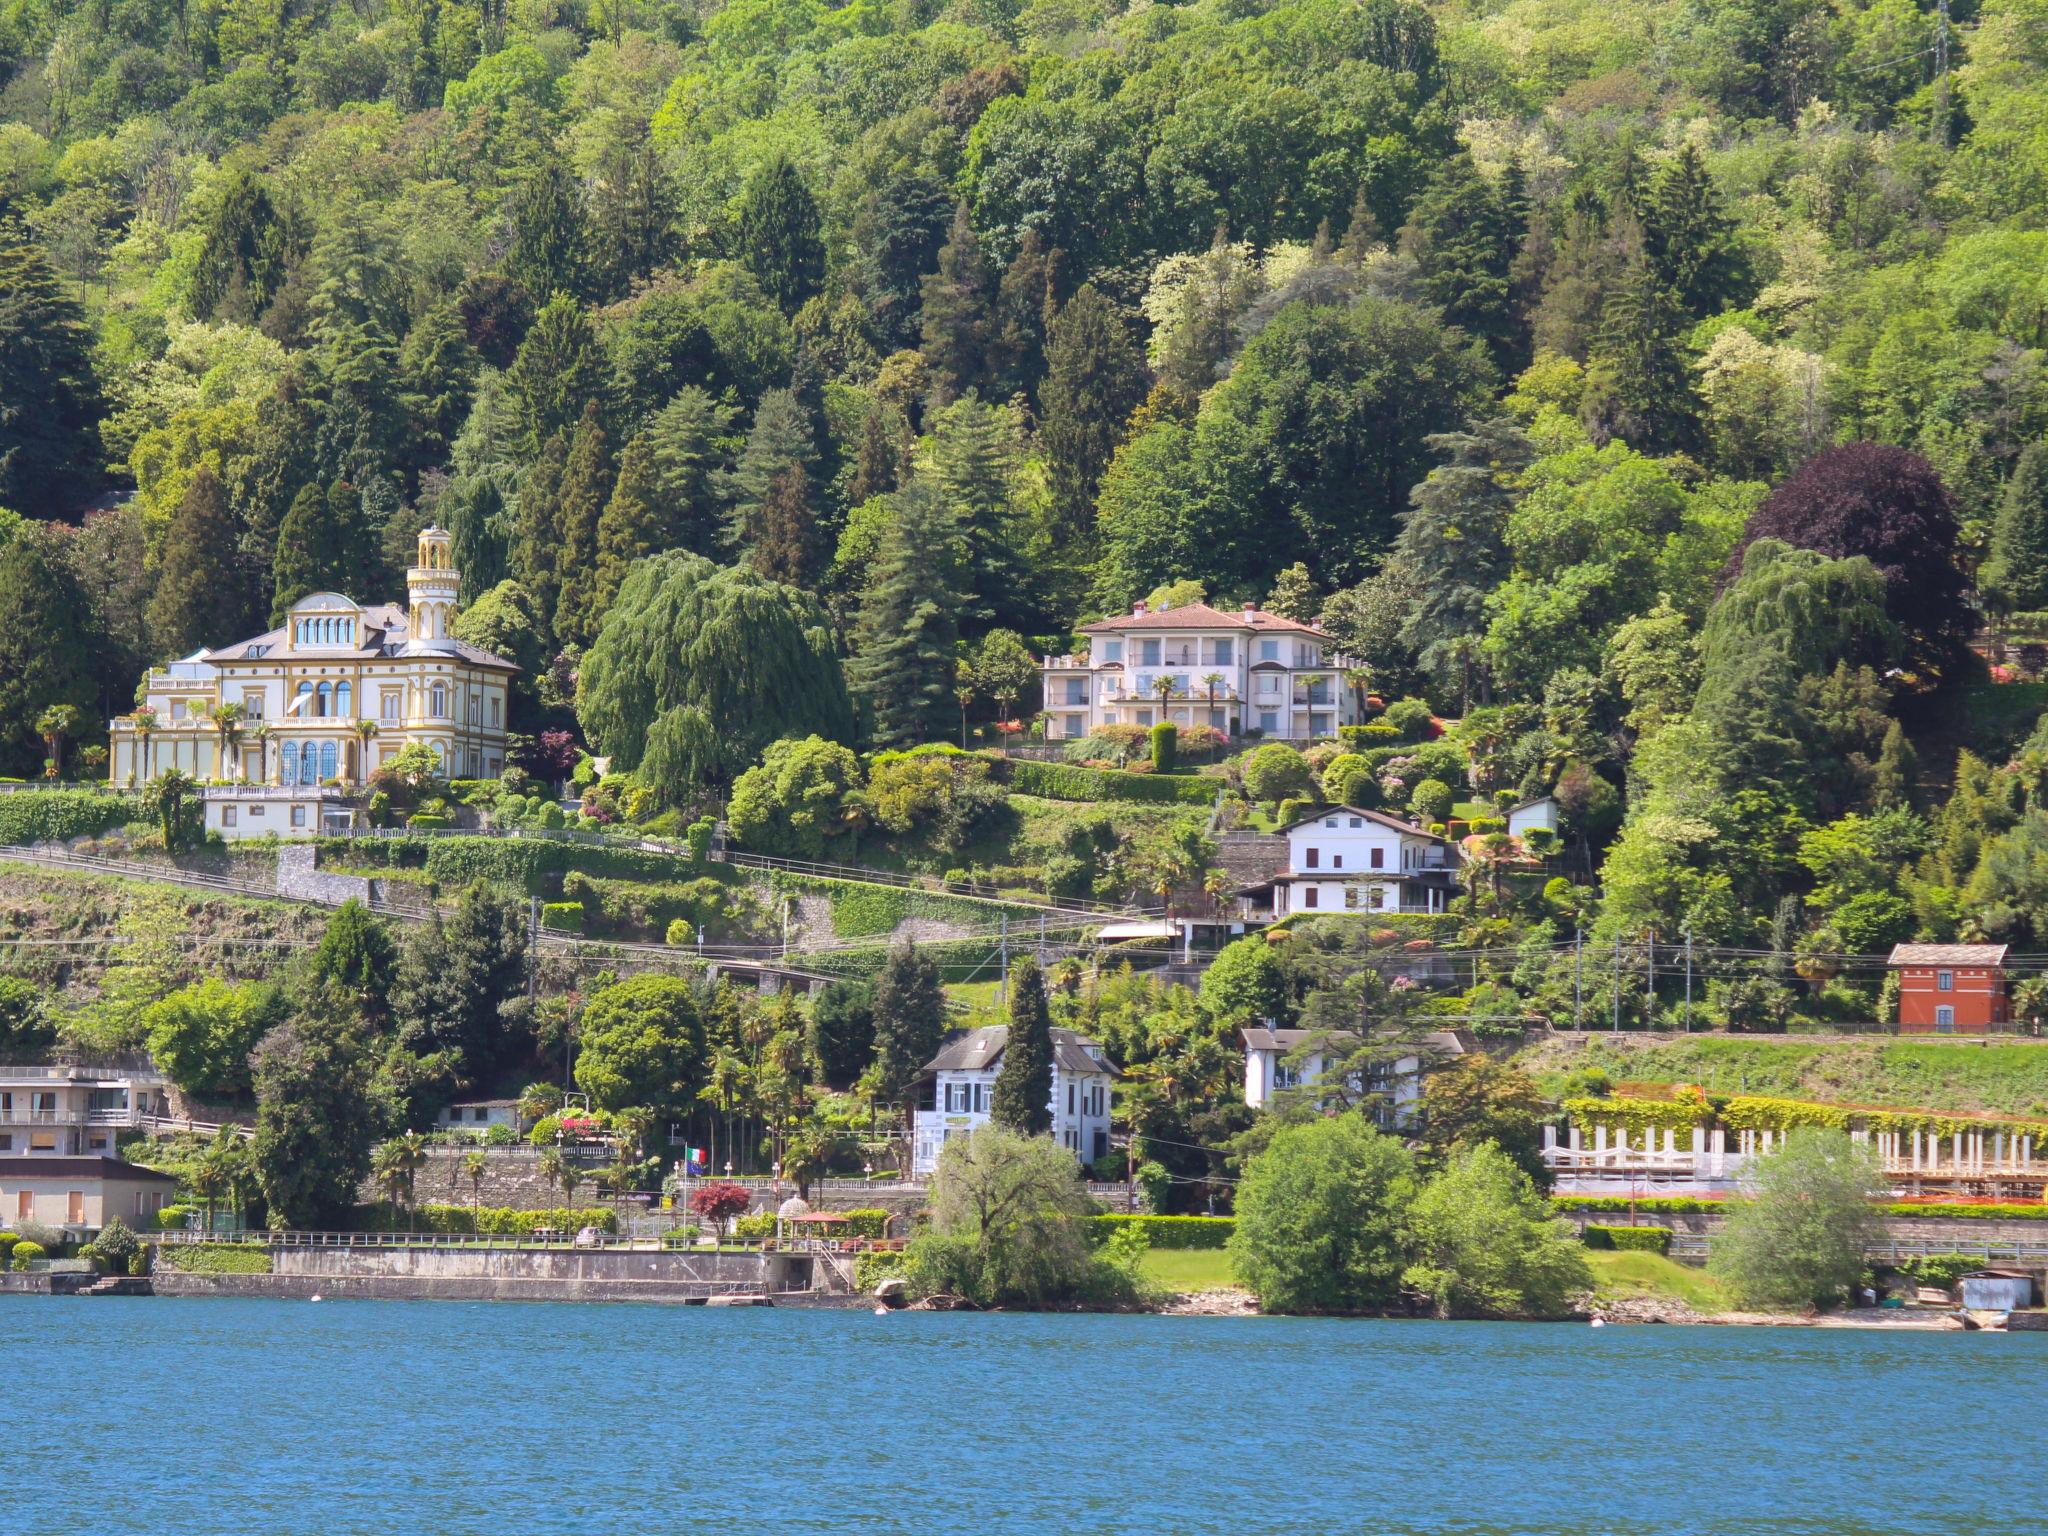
0;1062;172;1159
1241;1025;1468;1124
911;1025;1116;1175
1042;601;1361;742
1238;804;1461;918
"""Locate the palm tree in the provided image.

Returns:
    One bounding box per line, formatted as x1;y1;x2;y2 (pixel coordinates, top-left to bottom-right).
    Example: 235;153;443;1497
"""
1151;672;1177;729
954;660;977;749
462;1149;488;1212
35;703;80;780
77;744;107;781
352;719;379;783
614;1106;655;1166
249;722;272;785
1342;665;1374;720
191;1137;234;1235
537;1147;566;1206
558;1159;584;1211
207;700;246;782
130;706;158;786
372;1140;414;1212
1201;673;1226;741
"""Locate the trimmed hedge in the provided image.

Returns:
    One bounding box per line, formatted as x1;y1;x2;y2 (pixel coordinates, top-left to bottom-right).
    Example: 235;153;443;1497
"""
1553;1195;1723;1214
1090;1214;1234;1249
159;1242;272;1273
540;901;585;933
0;789;134;845
1581;1224;1672;1254
838;1208;893;1239
1003;758;1216;806
352;1203;620;1234
769;871;1042;938
10;1239;45;1270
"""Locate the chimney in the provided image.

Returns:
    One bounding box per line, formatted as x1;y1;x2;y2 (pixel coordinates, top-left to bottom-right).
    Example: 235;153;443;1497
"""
1132;601;1147;615
1243;603;1257;619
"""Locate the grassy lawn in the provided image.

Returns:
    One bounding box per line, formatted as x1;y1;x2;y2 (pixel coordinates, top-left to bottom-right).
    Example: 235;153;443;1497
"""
1140;1247;1238;1291
1584;1250;1728;1314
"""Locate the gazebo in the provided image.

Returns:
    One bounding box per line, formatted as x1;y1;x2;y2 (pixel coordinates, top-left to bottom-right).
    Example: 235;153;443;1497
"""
777;1207;851;1251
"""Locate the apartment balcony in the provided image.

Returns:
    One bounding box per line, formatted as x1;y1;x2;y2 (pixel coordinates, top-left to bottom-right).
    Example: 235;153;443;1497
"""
0;1108;136;1127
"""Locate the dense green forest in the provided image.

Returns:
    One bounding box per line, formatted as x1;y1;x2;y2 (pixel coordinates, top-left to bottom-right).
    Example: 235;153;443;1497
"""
7;0;2048;977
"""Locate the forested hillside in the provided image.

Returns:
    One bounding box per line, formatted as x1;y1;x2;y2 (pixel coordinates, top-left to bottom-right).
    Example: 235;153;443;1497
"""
7;0;2048;979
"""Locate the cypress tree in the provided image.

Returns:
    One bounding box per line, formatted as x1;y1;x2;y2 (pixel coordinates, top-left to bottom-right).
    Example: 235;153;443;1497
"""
846;401;908;506
148;467;242;658
870;941;948;1106
1395;419;1532;692
1038;284;1145;546
747;466;824;587
512;433;570;641
918;202;992;408
270;481;366;621
990;228;1061;403
736;153;825;316
644;387;736;557
506;160;590;304
1982;444;2048;616
850;481;967;748
990;958;1053;1136
0;231;104;511
593;434;664;618
552;402;614;648
1871;720;1919;812
726;389;820;577
0;526;95;777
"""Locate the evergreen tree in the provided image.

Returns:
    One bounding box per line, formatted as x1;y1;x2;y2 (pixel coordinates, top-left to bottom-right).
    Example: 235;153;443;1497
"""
735;153;825;315
847;400;908;506
851;480;967;747
1039;284;1147;545
990;229;1061;403
989;958;1053;1135
1871;719;1919;812
0;526;94;776
1642;143;1748;320
398;299;482;470
1982;444;2048;615
589;131;677;300
147;467;241;660
316;321;408;486
849;165;953;351
191;169;288;322
928;396;1044;636
1589;240;1696;454
1265;562;1322;621
644;387;736;556
747;467;825;587
919;203;993;408
511;433;570;639
726;389;821;580
870;941;948;1106
0;231;103;511
233;377;319;635
270;481;369;621
593;434;664;618
506;160;590;304
1395;419;1532;694
252;1005;379;1230
808;979;875;1088
507;294;606;451
391;881;527;1078
307;898;398;1023
1398;151;1525;370
552;402;615;648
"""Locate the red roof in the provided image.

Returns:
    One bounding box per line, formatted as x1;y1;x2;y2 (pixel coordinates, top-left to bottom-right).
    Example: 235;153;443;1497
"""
1079;602;1324;636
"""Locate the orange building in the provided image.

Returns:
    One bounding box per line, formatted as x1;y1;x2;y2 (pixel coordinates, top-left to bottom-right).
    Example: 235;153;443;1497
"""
1888;943;2010;1034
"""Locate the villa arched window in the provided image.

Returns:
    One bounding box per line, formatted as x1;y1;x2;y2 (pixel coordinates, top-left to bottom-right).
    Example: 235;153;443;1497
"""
298;742;316;784
280;745;296;787
318;741;337;782
296;682;313;716
315;682;331;718
336;682;352;718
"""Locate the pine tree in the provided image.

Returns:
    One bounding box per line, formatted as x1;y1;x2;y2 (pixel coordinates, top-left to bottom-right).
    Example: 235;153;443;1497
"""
1395;419;1533;693
512;433;570;638
928;396;1044;635
849;164;953;351
989;958;1053;1136
847;401;908;506
506;159;590;304
589;132;676;301
552;402;614;648
1039;284;1145;546
398;298;482;470
1871;719;1919;812
507;294;605;451
593;434;664;619
726;389;821;580
0;231;104;510
1589;237;1696;454
232;376;319;636
1398;151;1525;370
870;941;948;1105
850;480;967;748
1265;562;1322;621
316;320;407;487
736;153;825;315
0;526;94;776
644;387;736;556
147;467;242;659
1982;444;2048;616
1642;143;1747;320
191;169;287;322
270;480;367;621
990;228;1061;403
918;202;992;408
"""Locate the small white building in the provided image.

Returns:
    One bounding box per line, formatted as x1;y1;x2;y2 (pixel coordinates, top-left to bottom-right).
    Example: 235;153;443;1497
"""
0;1155;179;1234
1240;804;1461;918
911;1025;1116;1175
1041;600;1363;742
432;1100;523;1138
1241;1025;1468;1123
1505;797;1558;839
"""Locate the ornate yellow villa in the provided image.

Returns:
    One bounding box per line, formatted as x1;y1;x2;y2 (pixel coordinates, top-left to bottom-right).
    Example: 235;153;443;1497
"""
108;528;517;838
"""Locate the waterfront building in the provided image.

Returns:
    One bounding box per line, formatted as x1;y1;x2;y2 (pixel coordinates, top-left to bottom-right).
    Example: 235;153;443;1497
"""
0;1061;171;1158
1236;804;1461;918
106;528;517;840
431;1099;524;1138
911;1025;1115;1175
1887;943;2010;1034
1041;600;1363;742
0;1155;178;1234
1240;1025;1467;1123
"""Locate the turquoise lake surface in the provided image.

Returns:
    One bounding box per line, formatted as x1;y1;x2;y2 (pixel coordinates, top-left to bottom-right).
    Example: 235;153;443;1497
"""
9;1297;2040;1533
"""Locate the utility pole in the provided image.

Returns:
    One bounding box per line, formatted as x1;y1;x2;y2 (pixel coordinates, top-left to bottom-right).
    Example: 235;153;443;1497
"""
998;914;1009;1007
1573;927;1584;1029
1612;938;1621;1032
1933;0;1951;148
1645;927;1656;1030
1684;928;1694;1030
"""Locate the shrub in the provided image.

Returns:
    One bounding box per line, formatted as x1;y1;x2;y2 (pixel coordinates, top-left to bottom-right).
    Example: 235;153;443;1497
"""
0;1233;16;1262
1136;1160;1171;1213
1241;743;1317;804
1090;1147;1128;1182
1275;795;1310;826
685;817;715;862
540;901;584;932
0;788;132;845
856;1250;907;1292
351;1203;619;1235
1384;698;1436;742
1090;1214;1234;1249
1410;778;1454;823
1005;758;1215;806
1894;1252;1979;1290
733;1211;775;1241
10;1240;44;1270
1469;816;1505;835
408;813;452;830
161;1242;271;1273
156;1205;192;1230
838;1208;893;1240
1581;1224;1672;1254
1149;722;1178;772
86;1216;139;1275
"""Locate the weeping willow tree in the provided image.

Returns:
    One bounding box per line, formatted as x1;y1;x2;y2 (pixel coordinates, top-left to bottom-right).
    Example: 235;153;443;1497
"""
578;551;854;798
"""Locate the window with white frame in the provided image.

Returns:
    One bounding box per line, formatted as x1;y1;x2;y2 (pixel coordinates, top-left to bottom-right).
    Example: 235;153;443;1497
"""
1938;971;1954;991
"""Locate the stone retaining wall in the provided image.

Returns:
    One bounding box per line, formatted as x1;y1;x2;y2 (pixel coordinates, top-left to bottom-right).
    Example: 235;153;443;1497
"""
1559;1208;2048;1246
276;844;370;904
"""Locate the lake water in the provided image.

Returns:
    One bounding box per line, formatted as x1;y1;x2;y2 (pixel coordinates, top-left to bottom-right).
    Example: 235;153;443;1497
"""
9;1297;2040;1533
